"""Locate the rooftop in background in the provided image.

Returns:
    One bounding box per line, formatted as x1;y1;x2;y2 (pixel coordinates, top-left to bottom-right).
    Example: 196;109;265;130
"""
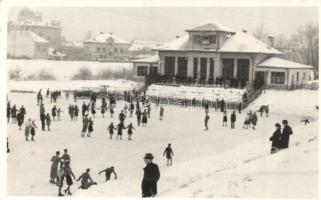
10;30;49;43
132;55;159;63
185;22;235;33
257;57;314;69
128;40;163;51
84;32;130;44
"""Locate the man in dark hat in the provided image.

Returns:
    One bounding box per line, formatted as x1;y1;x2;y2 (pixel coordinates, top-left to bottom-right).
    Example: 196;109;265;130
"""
98;166;117;182
142;153;160;198
61;149;71;164
280;120;293;149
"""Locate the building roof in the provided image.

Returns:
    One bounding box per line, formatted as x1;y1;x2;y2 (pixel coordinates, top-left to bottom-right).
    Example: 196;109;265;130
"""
186;22;234;32
128;40;162;51
155;35;189;51
219;32;282;54
10;30;49;43
85;33;129;44
257;57;314;69
132;55;159;63
19;19;61;28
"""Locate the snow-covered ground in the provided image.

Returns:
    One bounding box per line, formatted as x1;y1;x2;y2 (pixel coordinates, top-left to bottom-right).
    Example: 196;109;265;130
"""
7;59;133;80
146;84;246;102
7;89;318;198
8;79;141;92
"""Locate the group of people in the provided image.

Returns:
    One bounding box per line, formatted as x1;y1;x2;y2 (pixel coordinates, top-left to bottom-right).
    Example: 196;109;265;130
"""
269;120;293;154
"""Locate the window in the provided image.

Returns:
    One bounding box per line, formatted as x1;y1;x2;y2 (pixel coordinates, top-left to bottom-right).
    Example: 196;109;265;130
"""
209;35;216;44
193;57;198;78
193;35;200;43
201;36;210;44
297;72;299;82
271;72;285;84
137;66;148;76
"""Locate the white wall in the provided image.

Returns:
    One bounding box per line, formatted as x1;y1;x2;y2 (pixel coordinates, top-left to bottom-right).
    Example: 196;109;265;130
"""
8;31;35;58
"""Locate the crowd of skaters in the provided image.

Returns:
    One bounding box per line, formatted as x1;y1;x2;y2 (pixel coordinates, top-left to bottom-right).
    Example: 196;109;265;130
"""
7;86;300;198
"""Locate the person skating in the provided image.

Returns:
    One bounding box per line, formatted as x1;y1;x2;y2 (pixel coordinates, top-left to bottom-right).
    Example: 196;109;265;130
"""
50;151;60;183
87;118;94;137
39;102;45;117
82;102;87;117
258;106;264;117
107;122;115;139
74;105;79;121
136;108;142;126
280;120;293;149
119;110;126;123
204;113;210;131
265;105;269;117
142;110;148;126
46;113;51;131
109;105;114;118
52;105;57;121
68;105;74;121
17;111;23;130
7;138;10;153
126;122;135;140
24;118;32;141
91;102;96;118
238;102;242;114
40;113;46;131
141;153;160;198
243;113;250;129
159;105;164;120
130;102;135;117
269;123;282;154
116;122;125;140
98;166;117;182
7;101;11;123
57;108;62;121
77;168;96;189
81;115;89;137
251;112;258;130
30;120;37;141
163;144;174;166
57;164;65;196
61;149;71;165
147;104;151;118
230;111;236;129
11;105;17;123
101;100;107;118
20;105;26;124
64;163;76;195
222;112;227;127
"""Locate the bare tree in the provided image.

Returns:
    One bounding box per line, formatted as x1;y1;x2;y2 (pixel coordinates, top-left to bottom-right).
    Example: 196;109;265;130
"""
253;24;269;43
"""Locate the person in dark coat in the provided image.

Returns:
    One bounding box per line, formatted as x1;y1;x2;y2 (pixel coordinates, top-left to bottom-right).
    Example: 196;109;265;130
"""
280;120;293;149
64;164;76;195
20;105;26;123
142;111;148;126
238;102;242;114
98;166;117;182
30;120;37;141
251;112;258;130
163;144;174;166
204;113;210;131
40;113;46;131
220;99;225;112
87;118;94;137
119;110;126;123
116;122;125;140
130;102;135;117
11;105;17;123
61;149;71;165
77;168;96;189
50;151;60;183
222;112;227;127
17;111;23;130
91;102;96;118
82;102;87;117
68;104;74;121
141;153;160;198
269;123;282;154
52;105;57;121
81;115;89;137
46;113;51;131
107;122;115;139
136;108;142;126
74;105;79;121
230;111;236;129
159;105;165;120
7;102;11;123
126;122;135;140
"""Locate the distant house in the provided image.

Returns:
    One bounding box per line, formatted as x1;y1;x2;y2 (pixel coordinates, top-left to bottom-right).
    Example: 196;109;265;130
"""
83;32;130;61
128;40;162;59
7;30;49;59
59;41;84;61
134;22;314;89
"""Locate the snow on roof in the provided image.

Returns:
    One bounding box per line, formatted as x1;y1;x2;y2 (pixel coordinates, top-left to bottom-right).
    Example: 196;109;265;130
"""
19;19;60;28
186;22;234;33
219;32;282;54
85;33;129;44
132;55;159;63
155;35;189;51
62;41;84;48
257;57;314;69
12;31;49;43
128;40;162;51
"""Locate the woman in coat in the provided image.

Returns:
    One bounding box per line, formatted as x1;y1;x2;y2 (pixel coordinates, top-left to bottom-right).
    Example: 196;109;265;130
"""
24;118;32;141
52;105;57;121
142;111;148;126
64;164;76;195
17;111;23;130
74;105;79;121
50;151;60;183
269;123;282;154
251;112;258;130
116;123;124;140
126;122;135;140
11;105;17;123
107;122;115;139
46;113;51;131
30;120;37;141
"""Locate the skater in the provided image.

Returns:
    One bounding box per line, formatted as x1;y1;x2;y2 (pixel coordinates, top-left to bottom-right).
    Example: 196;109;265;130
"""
77;168;96;189
109;106;114;118
265;105;269;117
68;105;74;120
107;122;115;139
37;89;43;105
163;144;174;166
87;118;94;137
98;166;117;182
40;113;46;131
269;123;282;154
74;105;79;121
82;102;87;117
126;122;135;140
119;110;126;123
24;118;32;141
17;111;24;130
101;98;107;118
136;108;142;126
50;151;60;183
243;113;250;129
20;105;26;123
280;120;293;149
30;120;37;141
204;113;210;131
116;122;125;140
130;102;135;117
57;164;65;196
46;88;50;98
64;163;76;195
142;110;148;126
7;138;10;153
52;105;57;121
222;112;227;127
46;113;51;131
230;111;236;129
91;102;96;118
57;108;62;121
7;101;11;123
147;104;151;118
238;102;242;114
258;106;264;117
159;105;164;120
81;115;89;137
61;149;71;165
251;112;258;130
141;153;160;198
40;102;45;117
11;105;17;123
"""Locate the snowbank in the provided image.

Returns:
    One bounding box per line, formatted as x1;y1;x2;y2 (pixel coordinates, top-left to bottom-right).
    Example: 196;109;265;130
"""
7;59;133;80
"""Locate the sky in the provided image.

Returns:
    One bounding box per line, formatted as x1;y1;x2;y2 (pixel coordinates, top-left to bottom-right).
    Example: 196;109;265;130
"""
8;7;318;43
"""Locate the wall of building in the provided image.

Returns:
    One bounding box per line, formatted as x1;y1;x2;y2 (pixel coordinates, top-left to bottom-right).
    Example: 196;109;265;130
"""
83;42;130;61
33;42;49;59
58;46;84;61
8;31;35;58
134;62;158;77
20;25;61;48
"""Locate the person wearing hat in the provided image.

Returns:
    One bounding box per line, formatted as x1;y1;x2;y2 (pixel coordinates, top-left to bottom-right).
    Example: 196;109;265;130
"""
61;149;71;165
163;144;174;166
77;168;96;189
280;120;293;149
142;153;160;198
269;123;282;154
98;166;117;182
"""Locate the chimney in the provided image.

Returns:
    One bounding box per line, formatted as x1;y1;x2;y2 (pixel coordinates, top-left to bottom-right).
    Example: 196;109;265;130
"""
176;35;180;39
242;29;247;33
267;36;274;47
